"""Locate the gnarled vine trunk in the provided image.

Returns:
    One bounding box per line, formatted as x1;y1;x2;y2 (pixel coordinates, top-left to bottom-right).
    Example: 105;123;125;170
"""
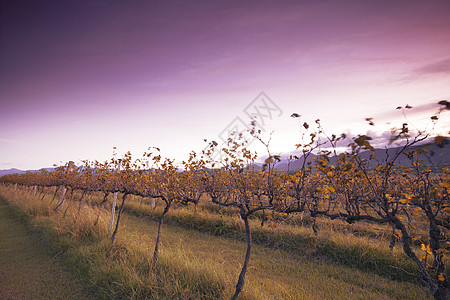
231;214;252;300
152;204;170;267
54;186;67;211
111;193;127;244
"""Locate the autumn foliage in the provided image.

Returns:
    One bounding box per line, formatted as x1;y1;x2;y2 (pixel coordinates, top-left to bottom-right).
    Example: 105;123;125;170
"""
1;106;449;299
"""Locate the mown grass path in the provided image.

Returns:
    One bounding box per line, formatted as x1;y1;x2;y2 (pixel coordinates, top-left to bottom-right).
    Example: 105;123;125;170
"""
0;198;93;300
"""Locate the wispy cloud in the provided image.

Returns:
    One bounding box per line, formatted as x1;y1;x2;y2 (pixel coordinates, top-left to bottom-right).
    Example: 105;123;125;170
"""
0;137;26;146
364;101;445;125
416;58;450;75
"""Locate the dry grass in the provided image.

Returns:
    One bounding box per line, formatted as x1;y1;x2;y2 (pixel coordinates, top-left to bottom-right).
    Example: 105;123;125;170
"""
0;185;434;299
124;198;428;282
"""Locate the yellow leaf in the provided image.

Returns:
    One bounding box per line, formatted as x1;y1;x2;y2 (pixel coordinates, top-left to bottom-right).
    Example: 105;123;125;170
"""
265;157;274;164
326;185;335;193
402;193;413;200
440;181;450;189
437;248;449;254
438;273;445;282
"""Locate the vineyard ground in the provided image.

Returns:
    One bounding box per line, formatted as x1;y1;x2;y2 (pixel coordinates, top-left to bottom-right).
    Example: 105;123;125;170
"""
124;198;432;282
0;195;95;299
0;187;435;299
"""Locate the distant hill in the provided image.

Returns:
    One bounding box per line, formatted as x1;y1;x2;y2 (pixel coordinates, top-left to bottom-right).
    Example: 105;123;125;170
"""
0;168;54;177
0;168;27;177
351;140;450;169
1;138;448;177
255;137;450;172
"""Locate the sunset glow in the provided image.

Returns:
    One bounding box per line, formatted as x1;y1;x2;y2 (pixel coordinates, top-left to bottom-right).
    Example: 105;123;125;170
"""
1;0;449;169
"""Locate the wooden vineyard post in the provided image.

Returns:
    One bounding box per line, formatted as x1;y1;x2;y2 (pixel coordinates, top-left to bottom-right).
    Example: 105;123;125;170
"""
151;197;155;209
55;186;67;210
55;161;74;212
108;160;121;236
108;192;118;236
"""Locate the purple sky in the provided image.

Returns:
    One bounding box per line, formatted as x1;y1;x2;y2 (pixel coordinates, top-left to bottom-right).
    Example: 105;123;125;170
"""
1;0;449;169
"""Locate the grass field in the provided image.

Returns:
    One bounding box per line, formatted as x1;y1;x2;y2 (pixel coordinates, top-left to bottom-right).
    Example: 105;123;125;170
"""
0;196;95;299
0;185;435;299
